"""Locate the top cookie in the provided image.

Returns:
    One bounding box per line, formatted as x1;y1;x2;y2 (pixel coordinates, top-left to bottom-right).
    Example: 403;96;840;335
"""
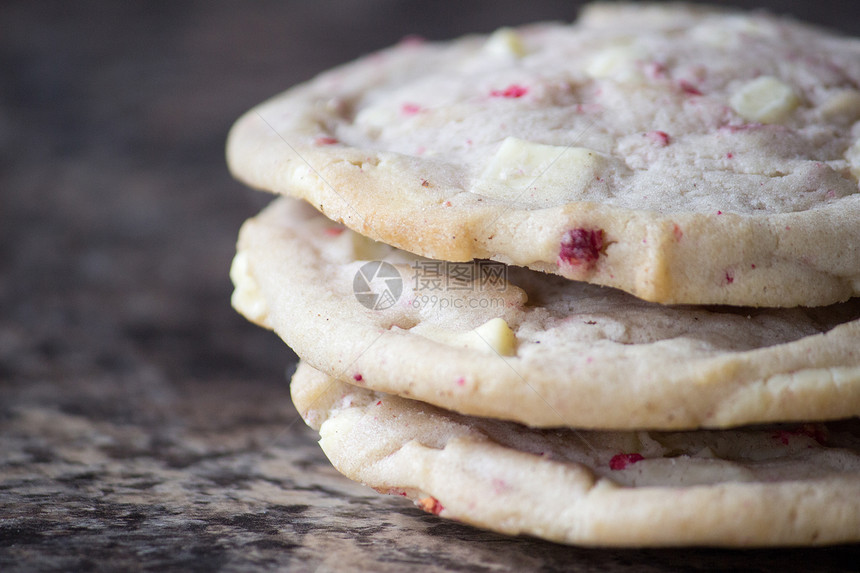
227;3;860;307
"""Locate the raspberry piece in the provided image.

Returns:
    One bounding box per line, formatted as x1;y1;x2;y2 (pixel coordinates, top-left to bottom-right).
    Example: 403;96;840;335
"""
645;130;670;146
490;84;528;98
679;80;702;95
418;497;444;515
609;453;644;470
558;228;604;268
774;424;828;446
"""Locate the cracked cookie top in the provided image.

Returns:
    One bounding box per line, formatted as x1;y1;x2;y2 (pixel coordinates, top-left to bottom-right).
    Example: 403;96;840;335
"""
228;3;860;306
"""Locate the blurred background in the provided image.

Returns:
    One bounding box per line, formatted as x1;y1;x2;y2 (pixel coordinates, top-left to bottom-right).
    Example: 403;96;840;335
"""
2;1;860;571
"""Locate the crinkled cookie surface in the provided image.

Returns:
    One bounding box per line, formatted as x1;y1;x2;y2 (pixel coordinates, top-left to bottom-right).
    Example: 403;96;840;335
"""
292;362;860;547
232;198;860;429
228;3;860;306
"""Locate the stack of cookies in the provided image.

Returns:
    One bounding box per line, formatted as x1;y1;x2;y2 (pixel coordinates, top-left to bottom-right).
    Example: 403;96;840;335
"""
227;3;860;547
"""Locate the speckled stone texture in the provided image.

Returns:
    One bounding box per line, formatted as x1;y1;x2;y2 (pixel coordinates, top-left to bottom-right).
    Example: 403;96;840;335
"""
2;1;860;571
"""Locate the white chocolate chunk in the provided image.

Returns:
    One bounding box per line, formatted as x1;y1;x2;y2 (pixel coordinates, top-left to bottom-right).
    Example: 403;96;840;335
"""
585;44;644;82
691;16;775;47
484;27;526;58
230;252;270;326
412;318;518;356
476;137;606;204
820;89;860;124
730;76;799;124
579;4;699;31
318;408;360;448
354;106;398;131
847;138;860;180
690;24;735;47
471;317;517;356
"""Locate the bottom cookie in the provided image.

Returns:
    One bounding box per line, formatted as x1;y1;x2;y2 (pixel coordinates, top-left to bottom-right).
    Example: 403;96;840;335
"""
291;361;860;547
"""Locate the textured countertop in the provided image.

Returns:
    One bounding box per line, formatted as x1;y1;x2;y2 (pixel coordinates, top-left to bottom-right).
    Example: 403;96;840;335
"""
3;1;860;571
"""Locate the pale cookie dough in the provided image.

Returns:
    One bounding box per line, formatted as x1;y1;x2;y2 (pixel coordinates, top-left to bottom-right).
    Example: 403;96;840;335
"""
292;361;860;547
227;3;860;307
232;198;860;429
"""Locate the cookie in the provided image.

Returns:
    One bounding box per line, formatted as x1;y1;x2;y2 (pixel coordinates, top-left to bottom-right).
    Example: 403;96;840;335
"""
232;197;860;429
227;3;860;307
291;361;860;547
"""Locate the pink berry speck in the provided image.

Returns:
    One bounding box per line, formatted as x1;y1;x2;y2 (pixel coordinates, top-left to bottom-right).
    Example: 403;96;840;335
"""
490;84;528;98
610;453;644;470
558;228;604;268
645;130;670;146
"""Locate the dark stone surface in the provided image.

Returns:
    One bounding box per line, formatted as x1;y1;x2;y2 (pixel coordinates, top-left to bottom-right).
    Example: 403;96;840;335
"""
2;1;859;571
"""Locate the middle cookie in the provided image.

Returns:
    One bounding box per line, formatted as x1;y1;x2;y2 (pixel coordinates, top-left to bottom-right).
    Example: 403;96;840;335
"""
232;197;860;430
